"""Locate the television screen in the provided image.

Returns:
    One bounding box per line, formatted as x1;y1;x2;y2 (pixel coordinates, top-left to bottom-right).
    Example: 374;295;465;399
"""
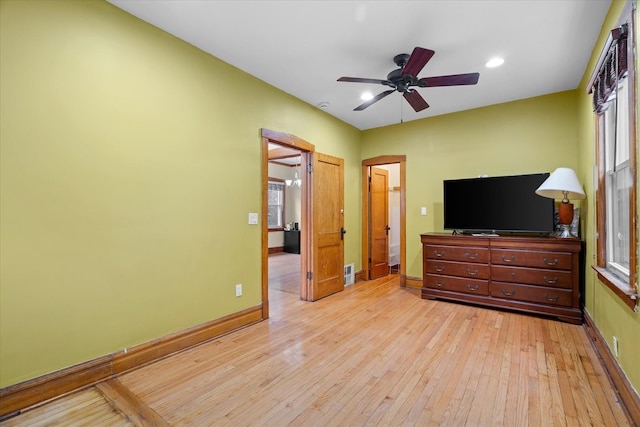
443;173;555;234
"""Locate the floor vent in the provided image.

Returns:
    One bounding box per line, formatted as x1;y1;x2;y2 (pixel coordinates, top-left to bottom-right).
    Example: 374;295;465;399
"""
344;263;355;286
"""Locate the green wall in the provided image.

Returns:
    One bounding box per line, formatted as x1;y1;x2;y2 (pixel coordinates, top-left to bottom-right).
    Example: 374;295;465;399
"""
362;91;580;278
575;0;640;394
0;0;361;387
1;0;638;398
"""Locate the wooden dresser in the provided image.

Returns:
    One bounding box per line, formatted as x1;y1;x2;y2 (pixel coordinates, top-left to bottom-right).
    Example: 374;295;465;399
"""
421;233;582;324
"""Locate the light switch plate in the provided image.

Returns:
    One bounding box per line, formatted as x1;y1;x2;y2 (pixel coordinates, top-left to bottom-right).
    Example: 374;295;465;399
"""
421;207;427;216
248;213;258;224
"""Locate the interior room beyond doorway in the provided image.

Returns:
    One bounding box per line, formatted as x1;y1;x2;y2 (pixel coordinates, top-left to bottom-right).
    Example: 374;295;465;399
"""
374;163;401;275
267;143;303;297
361;155;407;284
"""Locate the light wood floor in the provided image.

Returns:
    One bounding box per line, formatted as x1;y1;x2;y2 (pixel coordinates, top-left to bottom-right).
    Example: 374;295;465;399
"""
2;276;631;426
268;252;300;295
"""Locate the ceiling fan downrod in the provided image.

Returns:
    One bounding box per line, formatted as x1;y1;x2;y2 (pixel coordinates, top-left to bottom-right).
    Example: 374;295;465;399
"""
393;53;411;68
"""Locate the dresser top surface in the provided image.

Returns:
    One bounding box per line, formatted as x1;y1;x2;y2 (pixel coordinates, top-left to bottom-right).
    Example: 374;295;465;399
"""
421;233;581;251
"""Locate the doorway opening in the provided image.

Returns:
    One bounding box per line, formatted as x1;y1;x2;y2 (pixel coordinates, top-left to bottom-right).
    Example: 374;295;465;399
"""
361;156;407;285
261;129;315;319
267;144;303;297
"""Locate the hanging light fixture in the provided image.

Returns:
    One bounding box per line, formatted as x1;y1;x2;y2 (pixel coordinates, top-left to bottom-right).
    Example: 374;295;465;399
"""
286;164;302;188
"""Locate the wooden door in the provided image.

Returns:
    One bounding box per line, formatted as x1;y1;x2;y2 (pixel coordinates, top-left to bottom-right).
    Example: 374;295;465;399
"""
370;167;389;279
309;153;344;300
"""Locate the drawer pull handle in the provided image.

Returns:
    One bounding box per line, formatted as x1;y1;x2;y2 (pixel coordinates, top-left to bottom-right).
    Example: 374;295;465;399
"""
467;268;479;276
543;258;559;266
544;276;559;284
466;252;479;260
435;280;445;287
434;250;445;257
501;289;516;296
544;294;560;302
502;255;516;263
434;265;446;272
467;284;480;291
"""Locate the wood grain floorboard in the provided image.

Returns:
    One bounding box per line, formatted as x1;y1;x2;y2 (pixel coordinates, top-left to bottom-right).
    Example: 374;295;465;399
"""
268;252;300;295
96;379;169;426
0;387;132;426
1;275;632;426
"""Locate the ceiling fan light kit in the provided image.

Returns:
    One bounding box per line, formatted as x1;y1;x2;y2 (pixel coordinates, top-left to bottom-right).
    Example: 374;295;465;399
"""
338;47;480;112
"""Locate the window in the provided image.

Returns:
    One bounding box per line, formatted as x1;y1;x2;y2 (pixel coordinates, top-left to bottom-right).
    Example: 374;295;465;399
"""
589;1;638;309
267;179;285;230
604;82;631;279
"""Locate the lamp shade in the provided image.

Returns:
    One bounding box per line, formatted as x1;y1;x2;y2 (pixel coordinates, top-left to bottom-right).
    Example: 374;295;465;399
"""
535;168;586;200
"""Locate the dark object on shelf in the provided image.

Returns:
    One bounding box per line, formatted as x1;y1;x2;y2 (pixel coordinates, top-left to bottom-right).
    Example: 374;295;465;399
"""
284;230;300;254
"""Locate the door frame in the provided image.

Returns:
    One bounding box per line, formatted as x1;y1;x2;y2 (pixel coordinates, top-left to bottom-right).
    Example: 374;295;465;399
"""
261;129;315;318
361;155;407;285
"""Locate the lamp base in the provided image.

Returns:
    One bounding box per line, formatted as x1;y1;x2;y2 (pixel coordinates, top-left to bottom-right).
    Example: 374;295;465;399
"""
557;202;574;238
557;224;572;238
558;202;574;225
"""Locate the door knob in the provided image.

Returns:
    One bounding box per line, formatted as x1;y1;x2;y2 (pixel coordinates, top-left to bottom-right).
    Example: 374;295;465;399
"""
341;227;347;240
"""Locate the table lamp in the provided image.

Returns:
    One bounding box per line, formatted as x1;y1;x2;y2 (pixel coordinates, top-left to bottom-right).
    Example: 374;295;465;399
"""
535;168;586;238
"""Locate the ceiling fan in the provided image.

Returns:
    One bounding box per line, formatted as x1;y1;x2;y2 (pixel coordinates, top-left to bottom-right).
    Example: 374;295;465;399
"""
337;47;480;112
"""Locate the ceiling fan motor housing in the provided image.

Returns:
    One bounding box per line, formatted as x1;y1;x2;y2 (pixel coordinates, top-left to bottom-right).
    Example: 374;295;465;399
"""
387;68;415;92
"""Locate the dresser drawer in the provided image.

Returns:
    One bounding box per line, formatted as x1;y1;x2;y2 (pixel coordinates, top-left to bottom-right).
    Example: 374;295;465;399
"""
424;244;489;263
491;266;573;289
490;282;573;307
490;249;572;270
424;274;489;296
425;260;489;279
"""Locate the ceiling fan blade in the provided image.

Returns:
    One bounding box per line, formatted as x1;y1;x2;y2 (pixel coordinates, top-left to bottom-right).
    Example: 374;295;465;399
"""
354;90;395;111
401;47;435;78
338;77;390;85
403;90;429;112
417;72;480;87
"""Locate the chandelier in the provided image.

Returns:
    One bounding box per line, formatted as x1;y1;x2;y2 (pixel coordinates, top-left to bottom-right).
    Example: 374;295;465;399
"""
285;169;302;189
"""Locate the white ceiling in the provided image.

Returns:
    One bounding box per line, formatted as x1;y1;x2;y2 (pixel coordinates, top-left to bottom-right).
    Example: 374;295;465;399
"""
108;0;611;131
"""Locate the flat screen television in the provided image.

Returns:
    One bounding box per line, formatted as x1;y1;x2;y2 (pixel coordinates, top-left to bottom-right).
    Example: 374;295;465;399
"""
443;173;555;234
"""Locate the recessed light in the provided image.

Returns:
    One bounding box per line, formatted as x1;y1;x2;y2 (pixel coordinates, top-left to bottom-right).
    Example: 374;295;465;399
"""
361;92;374;101
486;57;504;68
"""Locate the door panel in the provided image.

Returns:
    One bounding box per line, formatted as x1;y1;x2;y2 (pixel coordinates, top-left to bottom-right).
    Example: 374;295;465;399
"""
370;167;389;279
311;153;344;300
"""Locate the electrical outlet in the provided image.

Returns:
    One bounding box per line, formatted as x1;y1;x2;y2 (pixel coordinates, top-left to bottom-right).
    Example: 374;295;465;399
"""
613;336;619;357
421;207;427;216
235;284;242;297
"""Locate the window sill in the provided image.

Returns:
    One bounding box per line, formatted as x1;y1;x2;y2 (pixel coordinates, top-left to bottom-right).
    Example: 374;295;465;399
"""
592;265;637;310
268;227;284;232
